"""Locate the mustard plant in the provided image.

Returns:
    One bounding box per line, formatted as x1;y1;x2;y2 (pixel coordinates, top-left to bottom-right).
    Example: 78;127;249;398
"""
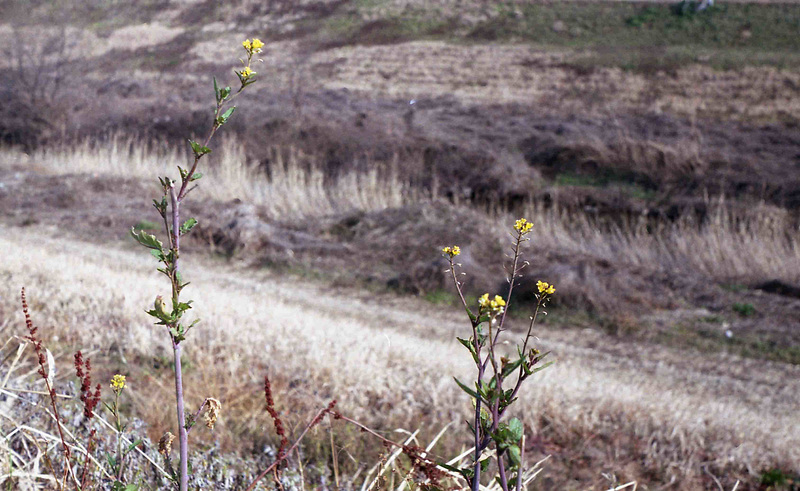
442;217;554;491
129;38;262;491
104;375;140;484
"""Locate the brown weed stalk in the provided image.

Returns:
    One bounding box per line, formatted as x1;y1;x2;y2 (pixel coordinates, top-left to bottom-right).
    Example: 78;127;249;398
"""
245;399;338;491
21;287;79;488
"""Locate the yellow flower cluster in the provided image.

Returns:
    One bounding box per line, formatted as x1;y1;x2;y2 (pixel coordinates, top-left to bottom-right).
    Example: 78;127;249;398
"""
242;38;264;54
442;245;461;258
240;66;254;79
110;374;126;393
536;280;556;295
478;293;506;313
514;218;533;234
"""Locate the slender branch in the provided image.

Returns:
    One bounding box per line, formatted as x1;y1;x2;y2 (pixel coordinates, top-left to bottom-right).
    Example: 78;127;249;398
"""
447;258;471;318
185;397;211;436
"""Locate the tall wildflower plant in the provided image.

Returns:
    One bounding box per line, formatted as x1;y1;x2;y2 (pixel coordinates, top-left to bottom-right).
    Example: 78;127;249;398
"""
442;218;554;491
129;38;263;491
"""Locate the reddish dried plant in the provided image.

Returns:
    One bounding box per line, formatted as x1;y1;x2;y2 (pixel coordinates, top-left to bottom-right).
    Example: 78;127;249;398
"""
21;288;48;387
264;375;289;463
21;287;77;484
74;351;101;419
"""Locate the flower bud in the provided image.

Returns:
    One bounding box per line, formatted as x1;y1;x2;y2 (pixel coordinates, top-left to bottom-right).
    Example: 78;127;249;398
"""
154;296;169;317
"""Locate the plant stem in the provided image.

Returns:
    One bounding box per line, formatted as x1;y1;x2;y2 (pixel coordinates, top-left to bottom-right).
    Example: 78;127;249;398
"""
497;452;509;491
515;432;525;491
115;395;123;480
169;184;189;491
472;359;485;491
173;341;188;491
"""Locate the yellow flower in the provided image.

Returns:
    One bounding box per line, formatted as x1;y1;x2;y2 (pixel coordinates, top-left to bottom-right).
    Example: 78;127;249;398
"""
514;218;533;234
242;39;252;51
537;280;556;295
480;293;505;313
110;374;126;393
442;245;461;258
240;66;254;78
251;38;264;53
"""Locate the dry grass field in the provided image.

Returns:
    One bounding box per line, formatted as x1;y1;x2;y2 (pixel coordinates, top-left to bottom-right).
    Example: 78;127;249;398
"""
2;138;800;488
2;223;799;489
2;0;800;489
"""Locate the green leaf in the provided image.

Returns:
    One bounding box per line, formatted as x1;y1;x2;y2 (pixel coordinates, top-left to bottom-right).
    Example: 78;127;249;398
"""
531;360;554;375
217;106;236;125
454;377;480;401
220;86;231;101
178;166;189;180
152;197;167;216
508;418;523;442
501;356;525;378
188;139;211;157
214;77;220;103
180;218;198;235
507;444;521;466
190;172;203;181
130;228;163;251
102;401;115;415
126;439;143;455
169;327;185;342
150;249;165;261
176;301;193;313
456;337;479;363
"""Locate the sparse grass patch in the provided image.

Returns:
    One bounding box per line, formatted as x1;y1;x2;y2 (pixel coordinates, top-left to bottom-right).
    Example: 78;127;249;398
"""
553;171;657;201
657;323;800;365
422;288;457;306
732;302;756;317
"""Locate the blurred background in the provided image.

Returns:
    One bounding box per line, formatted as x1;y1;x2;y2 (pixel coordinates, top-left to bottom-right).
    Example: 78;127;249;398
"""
1;0;799;489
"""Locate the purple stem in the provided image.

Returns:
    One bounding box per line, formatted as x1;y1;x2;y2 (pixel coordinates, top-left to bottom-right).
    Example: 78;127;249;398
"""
170;186;189;491
472;360;484;491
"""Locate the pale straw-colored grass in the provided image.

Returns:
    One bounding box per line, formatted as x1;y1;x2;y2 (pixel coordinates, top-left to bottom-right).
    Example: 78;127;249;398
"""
7;136;417;219
525;199;800;284
5;136;798;286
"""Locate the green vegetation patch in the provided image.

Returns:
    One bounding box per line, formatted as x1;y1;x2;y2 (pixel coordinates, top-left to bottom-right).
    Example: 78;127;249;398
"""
553;171;657;201
657;323;800;365
342;1;800;71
